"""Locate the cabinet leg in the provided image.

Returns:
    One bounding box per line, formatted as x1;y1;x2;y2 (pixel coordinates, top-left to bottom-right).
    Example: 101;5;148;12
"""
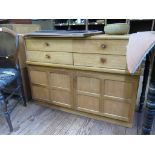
139;55;150;112
142;57;155;135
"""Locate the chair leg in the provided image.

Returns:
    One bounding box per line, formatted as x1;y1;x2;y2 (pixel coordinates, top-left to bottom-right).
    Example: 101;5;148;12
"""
4;112;13;132
17;71;27;106
0;91;13;132
19;85;27;107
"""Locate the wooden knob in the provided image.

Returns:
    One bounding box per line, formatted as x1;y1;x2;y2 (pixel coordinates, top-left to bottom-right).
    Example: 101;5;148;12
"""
45;54;51;59
45;42;50;46
100;58;106;63
100;44;106;49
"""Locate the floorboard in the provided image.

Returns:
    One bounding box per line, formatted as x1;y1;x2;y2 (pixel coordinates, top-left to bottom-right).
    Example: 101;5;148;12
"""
0;101;155;135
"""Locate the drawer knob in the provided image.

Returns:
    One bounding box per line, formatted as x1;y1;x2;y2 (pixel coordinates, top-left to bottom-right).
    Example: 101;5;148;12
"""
100;44;106;49
45;42;50;46
100;58;106;63
45;54;51;59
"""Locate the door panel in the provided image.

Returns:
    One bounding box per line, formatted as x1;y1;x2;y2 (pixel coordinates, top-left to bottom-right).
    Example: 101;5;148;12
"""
29;70;48;86
32;85;50;101
51;89;71;108
77;94;100;114
103;99;130;121
104;79;132;99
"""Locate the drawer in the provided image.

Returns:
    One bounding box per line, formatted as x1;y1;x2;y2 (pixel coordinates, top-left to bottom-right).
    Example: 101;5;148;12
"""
73;53;127;70
72;39;128;55
26;51;73;65
25;38;72;52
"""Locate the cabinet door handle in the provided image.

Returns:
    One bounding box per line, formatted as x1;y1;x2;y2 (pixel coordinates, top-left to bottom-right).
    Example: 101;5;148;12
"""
45;42;50;46
100;44;106;49
45;54;51;59
100;58;106;63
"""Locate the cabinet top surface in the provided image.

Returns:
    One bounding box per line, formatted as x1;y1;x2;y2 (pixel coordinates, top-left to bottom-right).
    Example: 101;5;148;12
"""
89;34;129;40
24;31;129;40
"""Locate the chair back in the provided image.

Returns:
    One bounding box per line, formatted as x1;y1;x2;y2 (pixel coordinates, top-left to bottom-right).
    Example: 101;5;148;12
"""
0;27;19;68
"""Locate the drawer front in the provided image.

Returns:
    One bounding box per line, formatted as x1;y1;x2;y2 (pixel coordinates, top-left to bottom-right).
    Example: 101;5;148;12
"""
26;51;73;65
25;38;72;52
74;53;127;69
72;39;128;55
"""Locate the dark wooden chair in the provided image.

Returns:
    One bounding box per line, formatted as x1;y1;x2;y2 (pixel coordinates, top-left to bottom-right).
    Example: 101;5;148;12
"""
0;27;26;132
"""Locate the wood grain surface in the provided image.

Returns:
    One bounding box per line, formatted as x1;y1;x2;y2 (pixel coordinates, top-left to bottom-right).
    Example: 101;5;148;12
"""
0;101;152;135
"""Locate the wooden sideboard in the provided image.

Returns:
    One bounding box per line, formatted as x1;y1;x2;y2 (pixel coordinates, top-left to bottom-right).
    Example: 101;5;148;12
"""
24;34;140;127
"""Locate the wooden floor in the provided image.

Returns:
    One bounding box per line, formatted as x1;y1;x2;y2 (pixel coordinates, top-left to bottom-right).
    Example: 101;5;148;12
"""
0;101;155;135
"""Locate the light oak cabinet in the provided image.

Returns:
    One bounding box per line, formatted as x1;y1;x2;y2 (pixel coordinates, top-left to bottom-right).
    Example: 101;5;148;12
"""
24;34;140;127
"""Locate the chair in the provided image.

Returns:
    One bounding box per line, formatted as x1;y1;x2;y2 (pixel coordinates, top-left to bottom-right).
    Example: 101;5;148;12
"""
0;27;26;132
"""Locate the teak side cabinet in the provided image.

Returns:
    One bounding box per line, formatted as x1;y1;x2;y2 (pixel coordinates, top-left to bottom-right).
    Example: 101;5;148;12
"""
24;34;140;127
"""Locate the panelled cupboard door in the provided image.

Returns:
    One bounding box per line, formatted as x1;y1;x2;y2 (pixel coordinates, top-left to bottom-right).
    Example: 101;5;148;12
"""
75;74;101;115
75;71;137;122
28;68;50;101
49;71;73;108
102;74;137;122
